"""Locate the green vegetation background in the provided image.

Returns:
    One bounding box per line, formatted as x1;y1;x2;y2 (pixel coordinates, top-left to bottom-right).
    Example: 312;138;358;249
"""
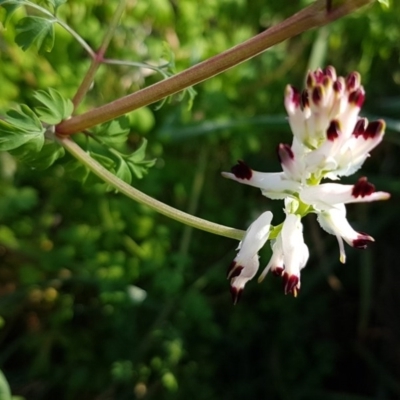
0;1;399;399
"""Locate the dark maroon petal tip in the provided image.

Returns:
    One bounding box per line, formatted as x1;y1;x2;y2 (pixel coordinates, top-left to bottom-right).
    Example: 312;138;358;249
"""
352;118;368;138
306;72;316;88
353;235;374;249
326;120;341;141
301;89;309;109
312;86;323;105
345;72;361;91
288;85;301;108
283;273;299;296
277;143;294;164
314;68;324;84
348;88;365;108
333;79;344;93
230;286;243;305
352;177;375;198
231;160;252;180
227;262;244;280
323;66;336;80
364;120;385;139
272;267;284;277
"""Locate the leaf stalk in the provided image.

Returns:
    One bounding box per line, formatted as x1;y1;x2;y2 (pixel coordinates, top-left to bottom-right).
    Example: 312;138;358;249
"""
56;0;374;135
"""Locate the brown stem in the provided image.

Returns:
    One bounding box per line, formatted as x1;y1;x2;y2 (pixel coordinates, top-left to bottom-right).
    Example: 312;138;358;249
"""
71;0;127;108
57;0;373;135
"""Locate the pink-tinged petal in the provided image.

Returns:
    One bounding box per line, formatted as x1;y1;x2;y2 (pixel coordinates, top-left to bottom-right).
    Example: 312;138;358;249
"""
348;87;365;108
333;77;345;94
284;85;301;114
317;204;374;263
345;71;361;91
300;179;390;210
324;66;337;81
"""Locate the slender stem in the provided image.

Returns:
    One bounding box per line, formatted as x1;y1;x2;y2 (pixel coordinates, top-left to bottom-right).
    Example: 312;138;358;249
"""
72;0;127;108
57;136;245;241
103;58;170;78
56;0;373;135
9;0;96;57
54;17;95;58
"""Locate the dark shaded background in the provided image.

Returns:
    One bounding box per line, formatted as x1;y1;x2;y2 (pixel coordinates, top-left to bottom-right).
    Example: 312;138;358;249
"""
0;1;399;399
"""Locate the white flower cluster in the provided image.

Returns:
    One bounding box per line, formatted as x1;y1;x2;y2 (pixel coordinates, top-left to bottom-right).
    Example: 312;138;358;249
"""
223;67;390;303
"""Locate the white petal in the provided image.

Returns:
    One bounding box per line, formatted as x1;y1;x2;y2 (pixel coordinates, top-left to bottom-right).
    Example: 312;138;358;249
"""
300;182;390;210
258;236;284;282
281;213;309;277
228;211;273;293
317;204;374;263
222;170;301;198
236;211;273;260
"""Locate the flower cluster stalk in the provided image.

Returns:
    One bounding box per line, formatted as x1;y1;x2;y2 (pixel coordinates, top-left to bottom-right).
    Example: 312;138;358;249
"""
58;136;245;241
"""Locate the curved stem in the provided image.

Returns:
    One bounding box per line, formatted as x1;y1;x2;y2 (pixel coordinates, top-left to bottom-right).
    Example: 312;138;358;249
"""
57;136;245;241
56;0;373;135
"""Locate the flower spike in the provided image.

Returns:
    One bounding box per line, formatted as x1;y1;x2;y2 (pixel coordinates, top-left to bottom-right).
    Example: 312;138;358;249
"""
223;67;389;301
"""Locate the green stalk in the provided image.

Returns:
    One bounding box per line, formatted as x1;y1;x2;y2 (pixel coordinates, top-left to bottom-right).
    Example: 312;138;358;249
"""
56;0;374;135
58;136;245;241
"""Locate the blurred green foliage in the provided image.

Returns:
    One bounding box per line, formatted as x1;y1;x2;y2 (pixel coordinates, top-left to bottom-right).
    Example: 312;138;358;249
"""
0;0;400;399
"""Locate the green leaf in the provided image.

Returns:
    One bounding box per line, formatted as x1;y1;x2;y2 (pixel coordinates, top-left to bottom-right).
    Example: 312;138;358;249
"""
33;88;74;124
115;155;132;185
0;105;45;151
15;16;55;52
124;139;156;179
92;116;130;146
0;1;23;25
63;158;90;183
43;0;67;11
10;140;65;170
377;0;390;7
3;104;43;132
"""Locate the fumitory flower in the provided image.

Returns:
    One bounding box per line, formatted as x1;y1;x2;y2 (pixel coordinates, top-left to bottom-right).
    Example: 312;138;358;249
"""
223;66;390;303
